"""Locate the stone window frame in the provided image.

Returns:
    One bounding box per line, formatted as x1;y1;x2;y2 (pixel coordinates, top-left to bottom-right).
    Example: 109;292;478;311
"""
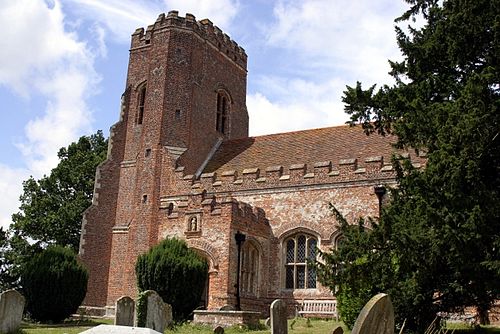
282;232;318;290
136;82;147;125
215;89;231;135
240;239;260;297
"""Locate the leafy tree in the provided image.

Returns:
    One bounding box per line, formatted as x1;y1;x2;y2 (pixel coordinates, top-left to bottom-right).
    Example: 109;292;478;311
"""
136;238;208;321
10;131;108;251
21;245;88;322
1;131;107;290
319;0;500;332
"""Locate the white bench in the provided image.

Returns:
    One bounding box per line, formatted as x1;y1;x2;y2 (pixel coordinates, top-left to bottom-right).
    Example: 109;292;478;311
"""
296;300;338;320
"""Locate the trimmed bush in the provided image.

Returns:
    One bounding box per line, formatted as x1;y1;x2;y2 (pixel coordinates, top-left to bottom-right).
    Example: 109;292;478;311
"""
136;238;208;320
21;245;88;322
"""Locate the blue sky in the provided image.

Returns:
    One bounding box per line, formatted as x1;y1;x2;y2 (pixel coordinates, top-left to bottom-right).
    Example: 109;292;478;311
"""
0;0;409;229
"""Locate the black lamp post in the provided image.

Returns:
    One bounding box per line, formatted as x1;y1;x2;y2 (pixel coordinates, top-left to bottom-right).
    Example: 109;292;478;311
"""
374;185;386;218
234;231;246;311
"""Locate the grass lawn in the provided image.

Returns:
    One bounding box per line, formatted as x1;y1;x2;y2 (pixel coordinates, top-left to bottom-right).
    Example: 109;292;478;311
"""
14;317;500;334
16;318;344;334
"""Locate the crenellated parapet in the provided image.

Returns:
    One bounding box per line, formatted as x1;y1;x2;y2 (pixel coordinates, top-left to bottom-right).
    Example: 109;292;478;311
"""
173;154;426;194
131;11;247;69
160;190;268;225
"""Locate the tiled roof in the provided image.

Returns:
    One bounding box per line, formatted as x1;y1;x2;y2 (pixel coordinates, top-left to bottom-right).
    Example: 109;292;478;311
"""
203;125;403;174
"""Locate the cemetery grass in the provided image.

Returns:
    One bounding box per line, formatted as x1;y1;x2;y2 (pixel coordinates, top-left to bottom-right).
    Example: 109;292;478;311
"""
13;317;500;333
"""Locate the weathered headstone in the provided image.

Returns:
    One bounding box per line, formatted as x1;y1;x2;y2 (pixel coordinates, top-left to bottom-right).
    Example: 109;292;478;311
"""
213;325;224;333
264;317;271;327
351;293;394;334
81;324;162;333
144;290;173;333
331;325;344;334
0;289;25;334
115;296;135;326
219;304;236;311
270;299;288;334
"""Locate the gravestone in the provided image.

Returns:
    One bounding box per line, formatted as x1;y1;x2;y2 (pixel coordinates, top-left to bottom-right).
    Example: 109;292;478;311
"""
264;317;271;327
81;324;162;333
331;325;344;334
0;289;25;334
270;299;288;334
144;290;173;333
351;293;394;334
213;325;224;333
115;296;135;326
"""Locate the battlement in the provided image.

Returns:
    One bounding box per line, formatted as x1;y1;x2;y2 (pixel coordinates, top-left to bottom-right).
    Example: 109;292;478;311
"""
131;11;247;69
159;190;269;226
174;154;426;193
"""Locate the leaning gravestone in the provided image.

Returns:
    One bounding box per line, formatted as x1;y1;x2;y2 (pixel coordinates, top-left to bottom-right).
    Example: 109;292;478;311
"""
81;324;162;333
270;299;288;334
143;290;172;333
0;289;25;334
115;296;135;326
351;293;394;334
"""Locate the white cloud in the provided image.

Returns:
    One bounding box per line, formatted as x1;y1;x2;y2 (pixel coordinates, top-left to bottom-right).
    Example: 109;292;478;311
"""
0;165;30;231
246;0;406;136
266;0;405;84
0;0;99;229
164;0;239;31
63;0;240;43
0;0;83;95
248;77;348;136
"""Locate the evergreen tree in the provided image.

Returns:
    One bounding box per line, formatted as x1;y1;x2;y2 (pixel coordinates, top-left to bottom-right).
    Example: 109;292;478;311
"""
136;238;208;321
318;0;500;331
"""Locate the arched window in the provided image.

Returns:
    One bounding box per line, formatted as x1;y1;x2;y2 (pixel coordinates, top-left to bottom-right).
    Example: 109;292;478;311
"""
241;242;259;296
136;84;146;125
216;92;228;134
284;233;317;289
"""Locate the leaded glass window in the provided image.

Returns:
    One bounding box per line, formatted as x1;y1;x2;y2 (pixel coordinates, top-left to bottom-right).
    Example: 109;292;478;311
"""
284;233;317;289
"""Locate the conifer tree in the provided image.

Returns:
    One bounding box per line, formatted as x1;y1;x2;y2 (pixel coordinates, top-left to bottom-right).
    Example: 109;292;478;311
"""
318;0;500;331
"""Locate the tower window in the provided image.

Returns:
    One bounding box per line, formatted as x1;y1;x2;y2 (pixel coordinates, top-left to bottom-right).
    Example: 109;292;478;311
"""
137;85;146;125
216;92;228;134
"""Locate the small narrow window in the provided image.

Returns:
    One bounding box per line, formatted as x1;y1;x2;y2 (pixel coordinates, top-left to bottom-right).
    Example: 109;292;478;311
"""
145;149;151;157
175;109;181;120
142;195;148;203
216;92;228;134
137;85;146;125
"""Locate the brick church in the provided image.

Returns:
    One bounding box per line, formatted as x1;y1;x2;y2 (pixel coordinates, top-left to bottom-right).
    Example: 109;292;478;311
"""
79;11;424;315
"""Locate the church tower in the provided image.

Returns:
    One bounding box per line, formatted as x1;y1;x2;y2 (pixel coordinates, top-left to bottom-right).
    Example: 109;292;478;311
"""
80;11;248;309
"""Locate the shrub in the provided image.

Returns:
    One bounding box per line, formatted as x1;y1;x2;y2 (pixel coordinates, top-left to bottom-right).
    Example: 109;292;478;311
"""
135;238;208;320
21;245;88;322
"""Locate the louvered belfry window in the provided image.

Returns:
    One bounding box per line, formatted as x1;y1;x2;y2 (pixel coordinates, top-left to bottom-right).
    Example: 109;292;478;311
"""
216;92;227;134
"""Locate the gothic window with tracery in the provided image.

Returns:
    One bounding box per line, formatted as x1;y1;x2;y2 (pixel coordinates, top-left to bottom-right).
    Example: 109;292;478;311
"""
284;233;317;289
216;92;228;134
137;84;146;125
241;242;259;295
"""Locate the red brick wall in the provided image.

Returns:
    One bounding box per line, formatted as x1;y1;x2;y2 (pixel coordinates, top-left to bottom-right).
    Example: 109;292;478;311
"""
80;12;396;316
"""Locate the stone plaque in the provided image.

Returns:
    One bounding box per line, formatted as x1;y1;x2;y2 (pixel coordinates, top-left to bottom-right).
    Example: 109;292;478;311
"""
351;293;394;334
270;299;288;334
115;296;135;326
